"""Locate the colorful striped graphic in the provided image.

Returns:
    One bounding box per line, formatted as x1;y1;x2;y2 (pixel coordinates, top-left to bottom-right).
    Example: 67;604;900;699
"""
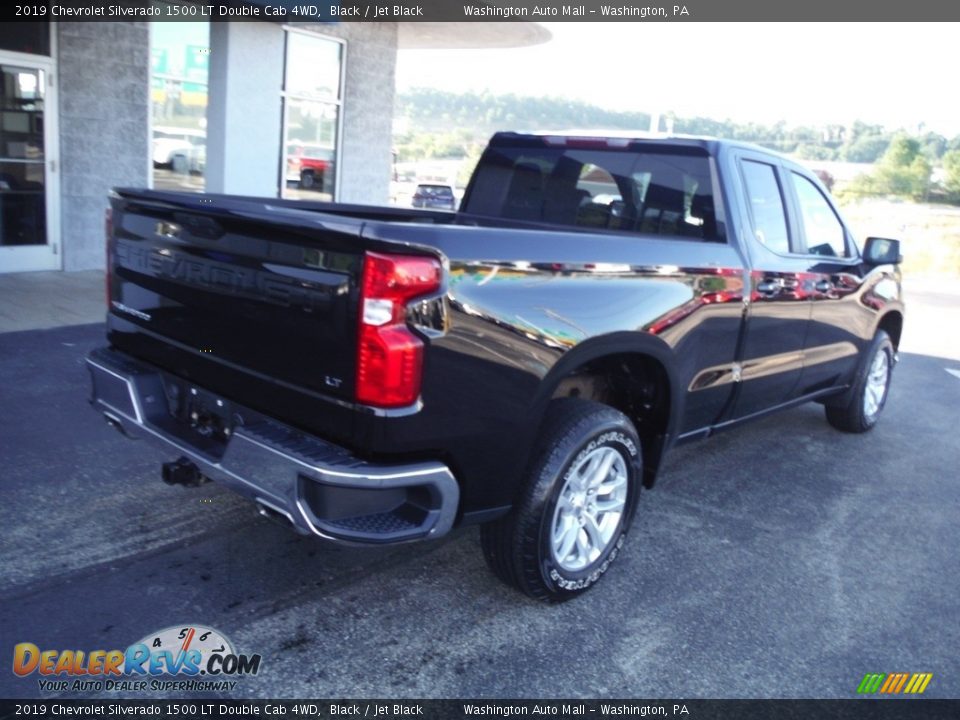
857;673;933;694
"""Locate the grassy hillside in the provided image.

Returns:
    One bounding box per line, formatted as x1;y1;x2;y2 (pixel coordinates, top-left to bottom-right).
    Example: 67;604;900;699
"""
394;88;959;166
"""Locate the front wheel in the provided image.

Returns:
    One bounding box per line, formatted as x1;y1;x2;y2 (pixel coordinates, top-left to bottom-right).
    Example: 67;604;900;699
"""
480;399;642;602
825;330;894;433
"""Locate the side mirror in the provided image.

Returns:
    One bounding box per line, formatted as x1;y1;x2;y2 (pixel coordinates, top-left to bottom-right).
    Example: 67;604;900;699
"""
863;237;903;266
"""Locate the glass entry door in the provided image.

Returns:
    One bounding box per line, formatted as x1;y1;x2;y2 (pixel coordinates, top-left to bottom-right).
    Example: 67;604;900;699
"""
0;55;59;272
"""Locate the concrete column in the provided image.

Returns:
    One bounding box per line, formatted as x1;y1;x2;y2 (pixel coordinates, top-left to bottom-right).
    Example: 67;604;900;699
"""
58;22;150;271
205;22;285;197
290;23;398;205
334;23;398;205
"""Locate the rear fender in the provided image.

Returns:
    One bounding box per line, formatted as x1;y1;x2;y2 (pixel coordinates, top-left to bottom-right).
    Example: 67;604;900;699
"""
527;331;683;485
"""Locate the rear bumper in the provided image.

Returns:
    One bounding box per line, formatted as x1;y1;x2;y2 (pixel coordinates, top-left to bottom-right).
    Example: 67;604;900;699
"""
86;347;459;544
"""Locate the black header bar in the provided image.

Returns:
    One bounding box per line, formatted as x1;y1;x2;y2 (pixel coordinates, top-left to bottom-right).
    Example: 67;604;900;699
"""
2;699;960;720
4;0;960;22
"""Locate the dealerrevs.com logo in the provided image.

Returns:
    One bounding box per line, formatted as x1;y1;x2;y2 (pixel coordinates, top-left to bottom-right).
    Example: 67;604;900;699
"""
13;625;262;693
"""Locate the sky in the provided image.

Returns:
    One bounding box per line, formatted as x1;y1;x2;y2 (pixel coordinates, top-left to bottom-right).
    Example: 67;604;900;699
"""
396;23;960;138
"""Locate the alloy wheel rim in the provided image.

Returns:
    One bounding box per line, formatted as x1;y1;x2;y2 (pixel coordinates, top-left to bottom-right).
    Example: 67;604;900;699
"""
550;446;628;572
863;350;889;419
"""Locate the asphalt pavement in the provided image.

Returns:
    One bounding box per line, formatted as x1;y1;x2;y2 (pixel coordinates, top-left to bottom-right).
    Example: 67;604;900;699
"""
1;286;958;700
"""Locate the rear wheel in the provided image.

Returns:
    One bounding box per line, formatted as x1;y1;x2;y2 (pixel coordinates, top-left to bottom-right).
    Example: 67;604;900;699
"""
825;330;894;433
480;399;642;602
300;170;316;189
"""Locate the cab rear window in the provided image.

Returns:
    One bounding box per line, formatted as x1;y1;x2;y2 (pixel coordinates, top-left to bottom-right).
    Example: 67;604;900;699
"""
463;143;724;241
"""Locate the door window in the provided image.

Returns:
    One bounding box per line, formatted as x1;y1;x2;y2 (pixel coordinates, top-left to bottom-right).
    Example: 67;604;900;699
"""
740;160;790;254
791;172;848;257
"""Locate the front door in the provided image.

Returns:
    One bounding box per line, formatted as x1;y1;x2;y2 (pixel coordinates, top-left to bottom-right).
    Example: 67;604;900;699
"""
783;168;866;395
0;54;59;272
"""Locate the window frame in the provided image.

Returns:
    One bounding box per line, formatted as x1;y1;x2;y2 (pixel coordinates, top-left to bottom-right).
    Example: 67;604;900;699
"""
784;168;857;260
737;156;796;257
734;150;862;264
279;26;346;201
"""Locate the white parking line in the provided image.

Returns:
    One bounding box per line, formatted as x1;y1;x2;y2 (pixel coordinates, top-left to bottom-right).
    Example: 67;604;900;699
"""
947;368;960;381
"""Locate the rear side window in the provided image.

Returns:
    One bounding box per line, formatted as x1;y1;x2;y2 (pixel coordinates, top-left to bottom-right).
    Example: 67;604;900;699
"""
464;143;724;241
741;160;790;254
790;172;849;257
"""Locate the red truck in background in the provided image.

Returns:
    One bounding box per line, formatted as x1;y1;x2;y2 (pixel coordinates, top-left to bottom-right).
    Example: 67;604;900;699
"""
286;143;334;191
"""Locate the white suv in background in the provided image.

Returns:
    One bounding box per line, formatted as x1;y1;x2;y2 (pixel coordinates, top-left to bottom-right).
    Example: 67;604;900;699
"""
152;127;206;174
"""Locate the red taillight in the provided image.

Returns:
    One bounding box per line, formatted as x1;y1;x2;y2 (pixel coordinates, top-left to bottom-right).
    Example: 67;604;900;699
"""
356;251;442;408
105;208;114;306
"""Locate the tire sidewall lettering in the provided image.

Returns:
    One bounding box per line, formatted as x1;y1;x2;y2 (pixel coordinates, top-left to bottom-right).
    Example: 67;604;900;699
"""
541;425;639;595
548;535;625;592
560;431;637;486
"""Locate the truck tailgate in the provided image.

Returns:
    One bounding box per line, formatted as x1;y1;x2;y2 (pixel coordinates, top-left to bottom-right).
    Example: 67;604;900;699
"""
107;191;367;414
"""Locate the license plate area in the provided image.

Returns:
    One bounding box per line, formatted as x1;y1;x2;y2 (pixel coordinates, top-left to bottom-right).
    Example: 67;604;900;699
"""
174;383;234;443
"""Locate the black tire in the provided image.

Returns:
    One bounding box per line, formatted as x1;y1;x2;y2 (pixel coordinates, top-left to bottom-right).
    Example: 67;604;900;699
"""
171;155;188;174
300;170;316;189
825;330;894;433
480;399;642;602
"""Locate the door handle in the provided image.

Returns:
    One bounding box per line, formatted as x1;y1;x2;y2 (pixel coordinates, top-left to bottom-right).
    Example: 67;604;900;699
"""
756;278;783;295
815;279;833;293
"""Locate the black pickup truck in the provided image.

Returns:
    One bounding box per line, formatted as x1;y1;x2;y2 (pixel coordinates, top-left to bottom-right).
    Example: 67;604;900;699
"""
87;132;904;601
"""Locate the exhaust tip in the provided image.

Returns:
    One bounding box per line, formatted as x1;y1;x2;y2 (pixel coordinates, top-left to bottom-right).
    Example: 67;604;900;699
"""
256;501;295;528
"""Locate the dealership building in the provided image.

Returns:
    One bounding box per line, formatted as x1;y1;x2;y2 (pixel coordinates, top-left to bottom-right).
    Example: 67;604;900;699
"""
0;8;546;273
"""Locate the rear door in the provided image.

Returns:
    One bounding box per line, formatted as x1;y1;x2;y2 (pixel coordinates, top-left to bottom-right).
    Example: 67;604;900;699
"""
727;150;812;420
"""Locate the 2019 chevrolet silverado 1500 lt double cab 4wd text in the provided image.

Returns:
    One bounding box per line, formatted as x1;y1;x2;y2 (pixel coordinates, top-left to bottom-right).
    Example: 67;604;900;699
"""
87;132;904;601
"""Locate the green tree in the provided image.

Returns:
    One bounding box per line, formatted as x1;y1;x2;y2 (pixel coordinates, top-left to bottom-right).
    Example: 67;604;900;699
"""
840;134;890;163
796;144;836;161
943;150;960;202
920;132;948;160
866;135;931;200
884;135;922;167
841;134;932;201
